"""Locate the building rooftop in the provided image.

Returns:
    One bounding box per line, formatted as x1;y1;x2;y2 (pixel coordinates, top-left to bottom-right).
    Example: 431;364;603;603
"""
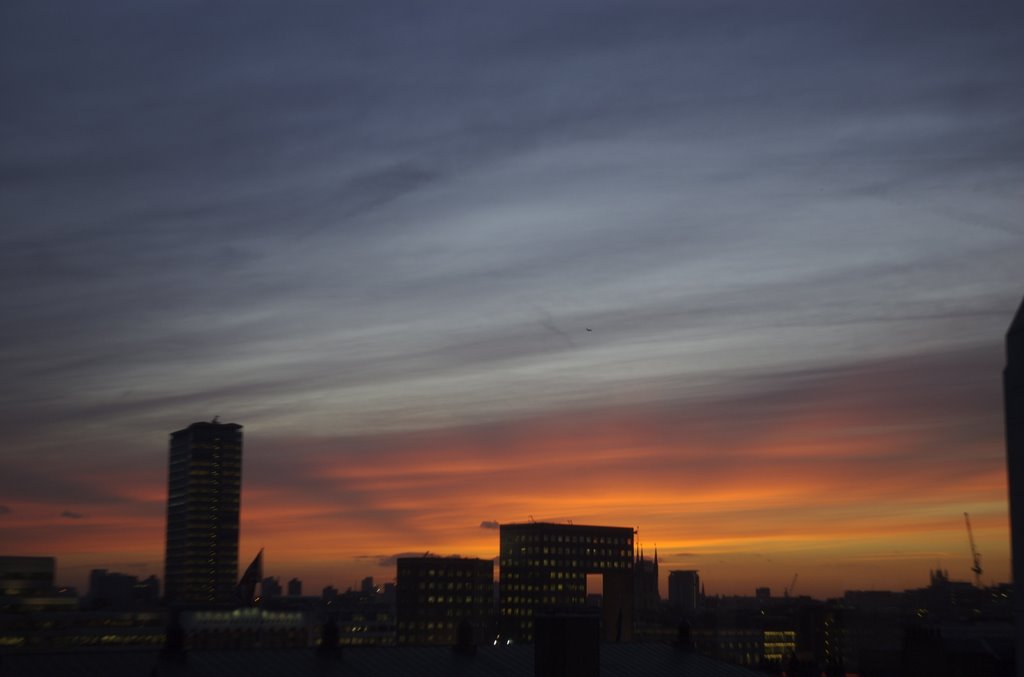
0;644;765;677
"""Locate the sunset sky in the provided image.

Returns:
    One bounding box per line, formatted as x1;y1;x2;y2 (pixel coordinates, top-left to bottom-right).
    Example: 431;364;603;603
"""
2;1;1023;600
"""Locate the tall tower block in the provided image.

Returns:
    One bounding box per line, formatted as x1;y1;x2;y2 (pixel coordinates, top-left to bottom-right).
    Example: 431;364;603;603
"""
164;420;243;607
1005;297;1024;677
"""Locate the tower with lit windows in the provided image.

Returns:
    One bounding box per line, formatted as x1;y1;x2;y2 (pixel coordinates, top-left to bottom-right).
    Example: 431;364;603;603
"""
164;420;243;607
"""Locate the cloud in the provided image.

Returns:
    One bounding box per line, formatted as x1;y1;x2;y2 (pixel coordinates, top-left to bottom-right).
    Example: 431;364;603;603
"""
480;520;500;530
0;505;10;515
60;510;85;519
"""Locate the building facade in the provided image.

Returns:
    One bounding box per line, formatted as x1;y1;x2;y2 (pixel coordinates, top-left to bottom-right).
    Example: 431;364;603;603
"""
396;556;494;645
499;522;634;643
164;420;243;608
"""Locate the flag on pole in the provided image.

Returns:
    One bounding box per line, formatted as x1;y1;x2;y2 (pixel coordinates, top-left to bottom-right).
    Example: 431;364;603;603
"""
237;548;263;607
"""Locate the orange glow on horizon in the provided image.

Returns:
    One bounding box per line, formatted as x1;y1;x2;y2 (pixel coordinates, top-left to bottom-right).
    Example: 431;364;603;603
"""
3;359;1010;601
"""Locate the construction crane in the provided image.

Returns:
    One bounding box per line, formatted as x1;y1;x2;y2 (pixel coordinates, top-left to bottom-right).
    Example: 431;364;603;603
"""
964;512;983;587
785;573;798;598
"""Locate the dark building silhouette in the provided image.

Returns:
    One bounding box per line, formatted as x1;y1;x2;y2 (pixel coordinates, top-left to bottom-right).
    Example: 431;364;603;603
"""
163;420;243;608
288;577;303;597
87;569;159;610
396;555;493;645
262;576;283;598
1005;296;1024;677
668;569;701;617
322;585;339;605
0;556;56;597
499;522;634;643
633;547;660;616
0;556;78;612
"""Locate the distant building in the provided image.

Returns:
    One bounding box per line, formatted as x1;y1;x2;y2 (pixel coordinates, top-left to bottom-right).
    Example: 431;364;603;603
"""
1;557;56;597
163;420;243;608
668;570;701;616
262;576;282;598
499;522;634;643
633;548;660;617
0;556;77;613
288;578;302;597
396;556;493;645
331;584;397;646
87;570;159;610
322;585;339;604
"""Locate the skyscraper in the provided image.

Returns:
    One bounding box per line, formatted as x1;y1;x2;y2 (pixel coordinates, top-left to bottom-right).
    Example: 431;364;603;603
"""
164;420;243;607
1004;297;1024;677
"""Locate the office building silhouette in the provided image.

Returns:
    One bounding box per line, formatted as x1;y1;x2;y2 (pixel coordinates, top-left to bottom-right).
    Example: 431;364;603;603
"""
163;420;243;607
668;569;701;617
499;522;634;643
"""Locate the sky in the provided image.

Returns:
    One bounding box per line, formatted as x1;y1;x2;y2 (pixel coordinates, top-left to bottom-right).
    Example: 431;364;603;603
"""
2;1;1023;600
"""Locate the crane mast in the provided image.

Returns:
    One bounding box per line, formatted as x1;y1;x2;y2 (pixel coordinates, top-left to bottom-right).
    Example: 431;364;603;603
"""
964;511;983;587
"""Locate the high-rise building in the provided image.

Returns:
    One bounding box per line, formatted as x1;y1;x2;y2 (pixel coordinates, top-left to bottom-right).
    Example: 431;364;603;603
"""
1004;296;1024;677
164;420;243;608
499;522;634;643
287;577;302;597
396;556;494;646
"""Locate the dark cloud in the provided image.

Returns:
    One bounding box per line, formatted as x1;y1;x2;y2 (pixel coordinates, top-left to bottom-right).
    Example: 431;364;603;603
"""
0;505;10;515
60;510;86;520
479;521;500;530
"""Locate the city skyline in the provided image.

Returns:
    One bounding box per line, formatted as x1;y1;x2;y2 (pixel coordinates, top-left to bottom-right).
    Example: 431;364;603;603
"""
2;1;1024;601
